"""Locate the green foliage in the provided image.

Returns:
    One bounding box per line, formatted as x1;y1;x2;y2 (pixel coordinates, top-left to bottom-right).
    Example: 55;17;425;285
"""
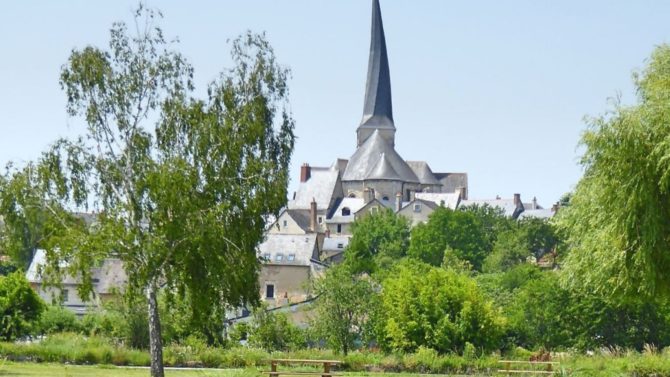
460;203;513;250
409;207;489;270
559;44;670;299
377;260;504;354
311;264;377;355
246;307;305;351
0;271;44;340
344;209;410;273
38;305;81;335
484;218;559;273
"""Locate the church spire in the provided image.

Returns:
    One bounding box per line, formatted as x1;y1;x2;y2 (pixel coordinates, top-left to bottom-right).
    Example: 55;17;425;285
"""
357;0;396;147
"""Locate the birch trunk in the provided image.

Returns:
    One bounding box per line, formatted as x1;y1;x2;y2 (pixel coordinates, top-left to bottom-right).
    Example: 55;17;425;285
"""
147;283;164;377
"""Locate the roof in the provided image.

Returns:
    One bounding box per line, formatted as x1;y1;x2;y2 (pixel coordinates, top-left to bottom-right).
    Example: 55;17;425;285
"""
367;153;402;181
401;198;439;211
342;130;419;183
434;172;468;193
406;161;440;185
26;249;127;294
518;209;555;220
358;0;394;132
415;192;461;209
288;167;340;210
459;198;524;218
257;234;319;266
327;198;365;223
286;209;312;231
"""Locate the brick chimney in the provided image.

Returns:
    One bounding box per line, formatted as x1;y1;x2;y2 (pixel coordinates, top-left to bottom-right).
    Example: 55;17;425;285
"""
309;198;317;232
300;163;311;183
395;192;402;212
363;188;376;204
532;196;538;210
552;202;559;214
513;193;521;206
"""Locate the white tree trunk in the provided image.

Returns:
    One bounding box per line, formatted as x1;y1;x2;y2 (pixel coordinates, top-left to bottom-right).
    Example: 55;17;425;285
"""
147;282;164;377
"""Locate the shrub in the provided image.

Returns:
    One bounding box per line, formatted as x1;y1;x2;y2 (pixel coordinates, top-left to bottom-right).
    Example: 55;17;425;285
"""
0;271;44;340
38;305;81;334
247;307;306;351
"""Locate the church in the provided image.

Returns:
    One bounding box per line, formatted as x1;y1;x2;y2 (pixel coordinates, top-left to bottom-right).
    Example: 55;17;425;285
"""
256;0;553;310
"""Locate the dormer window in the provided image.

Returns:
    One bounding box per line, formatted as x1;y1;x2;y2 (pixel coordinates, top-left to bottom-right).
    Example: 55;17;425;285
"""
414;204;422;212
382;196;389;201
342;207;351;216
287;254;295;262
275;254;284;262
263;253;271;260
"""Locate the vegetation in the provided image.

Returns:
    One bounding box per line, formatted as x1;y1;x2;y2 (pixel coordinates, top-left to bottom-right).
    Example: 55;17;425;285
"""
0;272;44;340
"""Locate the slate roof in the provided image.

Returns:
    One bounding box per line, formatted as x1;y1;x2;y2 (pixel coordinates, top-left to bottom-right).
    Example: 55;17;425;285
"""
258;234;319;266
459;198;524;218
518;209;555;220
401;198;439;211
415;192;461;209
286;209;312;231
367;153;402;181
406;161;440;185
26;249;127;294
289;167;340;210
322;236;350;252
434;172;468;193
327;198;365;223
358;0;394;132
342;130;419;183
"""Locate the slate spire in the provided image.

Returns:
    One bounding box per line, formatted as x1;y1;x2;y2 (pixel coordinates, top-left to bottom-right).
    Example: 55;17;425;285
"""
357;0;396;147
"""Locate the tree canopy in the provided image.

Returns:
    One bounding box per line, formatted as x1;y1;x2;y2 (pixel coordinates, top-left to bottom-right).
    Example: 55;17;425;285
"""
5;6;294;376
559;44;670;299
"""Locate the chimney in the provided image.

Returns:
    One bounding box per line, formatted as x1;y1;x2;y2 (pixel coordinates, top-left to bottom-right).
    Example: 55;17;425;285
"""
325;229;331;238
309;198;317;232
513;193;521;207
300;163;311;183
458;186;467;200
532;196;538;210
395;192;402;212
552;202;559;214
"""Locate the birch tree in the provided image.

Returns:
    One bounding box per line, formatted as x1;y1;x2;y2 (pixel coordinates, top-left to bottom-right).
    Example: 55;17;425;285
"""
28;6;294;376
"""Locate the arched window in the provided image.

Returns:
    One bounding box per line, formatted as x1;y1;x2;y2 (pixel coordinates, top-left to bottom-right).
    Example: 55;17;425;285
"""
382;196;390;201
342;207;351;216
348;193;356;198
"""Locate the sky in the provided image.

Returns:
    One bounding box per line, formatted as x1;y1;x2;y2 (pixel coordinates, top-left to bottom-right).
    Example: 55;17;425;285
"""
1;1;669;206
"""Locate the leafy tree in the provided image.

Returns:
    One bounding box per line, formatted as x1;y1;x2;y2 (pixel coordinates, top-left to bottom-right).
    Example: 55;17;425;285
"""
460;203;512;251
38;305;81;335
247;306;305;351
483;229;531;273
377;260;504;354
344;209;410;273
409;208;489;270
16;7;294;376
311;263;377;355
559;45;670;300
0;271;45;340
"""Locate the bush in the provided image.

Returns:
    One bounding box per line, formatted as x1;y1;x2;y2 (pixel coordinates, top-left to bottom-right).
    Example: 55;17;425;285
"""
247;307;306;351
0;271;44;340
38;305;81;334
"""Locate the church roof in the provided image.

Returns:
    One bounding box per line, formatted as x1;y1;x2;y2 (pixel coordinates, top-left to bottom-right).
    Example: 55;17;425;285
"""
342;130;419;183
358;0;394;131
288;167;340;210
406;161;440;185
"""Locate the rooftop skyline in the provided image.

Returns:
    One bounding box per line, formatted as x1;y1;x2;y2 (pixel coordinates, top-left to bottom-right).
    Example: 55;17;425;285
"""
2;1;669;205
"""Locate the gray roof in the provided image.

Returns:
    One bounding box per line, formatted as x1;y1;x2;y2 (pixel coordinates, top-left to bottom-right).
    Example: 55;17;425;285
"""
257;234;319;266
401;198;438;211
327;197;365;223
406;161;440;185
289;167;340;210
434;172;468;193
518;209;555;220
459;198;524;218
415;192;461;209
342;130;419;183
286;209;311;231
26;249;126;294
358;0;394;132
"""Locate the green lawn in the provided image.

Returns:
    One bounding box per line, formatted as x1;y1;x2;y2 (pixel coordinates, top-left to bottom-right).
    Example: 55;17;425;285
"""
0;363;464;377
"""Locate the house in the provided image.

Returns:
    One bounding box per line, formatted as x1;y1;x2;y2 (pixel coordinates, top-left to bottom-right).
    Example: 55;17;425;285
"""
25;249;126;315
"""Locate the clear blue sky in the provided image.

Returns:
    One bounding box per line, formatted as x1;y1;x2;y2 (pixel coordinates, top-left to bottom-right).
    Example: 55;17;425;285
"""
1;1;669;206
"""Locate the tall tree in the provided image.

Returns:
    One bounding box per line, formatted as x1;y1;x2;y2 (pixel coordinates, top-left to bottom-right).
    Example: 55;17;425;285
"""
559;44;670;300
25;6;294;376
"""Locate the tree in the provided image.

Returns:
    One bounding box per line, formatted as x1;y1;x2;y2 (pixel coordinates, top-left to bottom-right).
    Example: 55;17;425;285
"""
0;271;45;340
311;263;377;355
247;306;305;351
344;208;410;274
483;218;558;272
20;7;294;376
409;208;489;270
559;44;670;299
377;260;504;354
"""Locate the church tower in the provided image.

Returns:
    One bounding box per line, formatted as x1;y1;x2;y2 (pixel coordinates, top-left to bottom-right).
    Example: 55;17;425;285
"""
357;0;396;147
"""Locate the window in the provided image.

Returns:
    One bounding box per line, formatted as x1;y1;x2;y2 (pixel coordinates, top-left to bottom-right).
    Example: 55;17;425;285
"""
263;253;271;260
337;243;344;249
275;254;284;262
287;254;295;262
342;207;351;216
337;224;342;234
282;220;288;227
414;204;422;212
266;284;275;299
382;196;389;201
370;206;379;214
318;216;323;224
348;193;356;198
62;289;69;303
